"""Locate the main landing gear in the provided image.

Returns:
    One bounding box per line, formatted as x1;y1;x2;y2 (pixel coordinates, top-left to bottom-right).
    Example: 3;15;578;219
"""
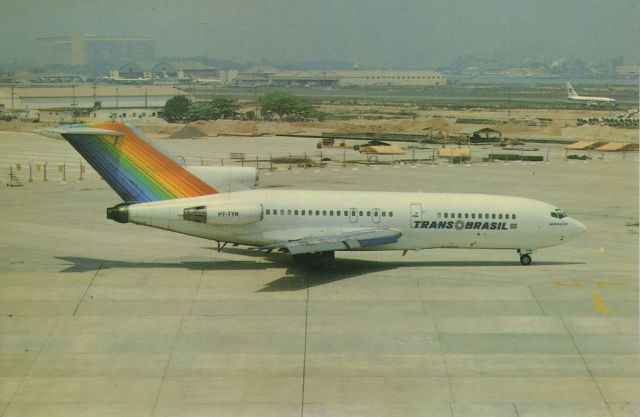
517;249;534;266
292;251;335;269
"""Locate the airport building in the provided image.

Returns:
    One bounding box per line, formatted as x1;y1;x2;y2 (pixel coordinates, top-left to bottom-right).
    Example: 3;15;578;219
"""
36;35;155;67
115;61;219;81
38;105;163;123
232;68;447;87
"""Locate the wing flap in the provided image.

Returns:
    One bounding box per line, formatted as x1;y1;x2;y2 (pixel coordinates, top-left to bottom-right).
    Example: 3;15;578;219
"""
257;228;401;255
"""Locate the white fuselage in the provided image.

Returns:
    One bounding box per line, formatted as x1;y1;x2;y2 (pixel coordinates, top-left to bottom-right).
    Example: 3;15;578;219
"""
568;95;616;105
124;189;586;252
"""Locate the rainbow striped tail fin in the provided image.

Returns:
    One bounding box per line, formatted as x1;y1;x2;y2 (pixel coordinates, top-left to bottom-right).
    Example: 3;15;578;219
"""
38;122;217;203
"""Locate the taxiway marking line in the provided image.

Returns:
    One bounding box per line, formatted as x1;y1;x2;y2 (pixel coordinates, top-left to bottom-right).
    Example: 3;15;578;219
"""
592;291;612;314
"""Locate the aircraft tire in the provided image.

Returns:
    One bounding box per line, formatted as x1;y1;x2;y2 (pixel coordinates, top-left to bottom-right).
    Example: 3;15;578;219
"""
520;254;532;266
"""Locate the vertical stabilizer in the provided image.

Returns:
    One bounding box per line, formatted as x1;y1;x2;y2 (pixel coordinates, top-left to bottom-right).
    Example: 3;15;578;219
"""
566;81;579;98
39;122;217;203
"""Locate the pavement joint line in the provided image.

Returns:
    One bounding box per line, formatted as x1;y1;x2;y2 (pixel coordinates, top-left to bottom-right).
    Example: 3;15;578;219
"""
150;314;186;417
72;261;102;316
527;284;547;316
0;315;60;417
428;296;454;404
187;269;204;316
559;316;615;417
300;272;309;417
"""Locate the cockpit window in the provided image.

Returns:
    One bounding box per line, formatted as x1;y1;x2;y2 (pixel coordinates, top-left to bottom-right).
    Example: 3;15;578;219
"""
551;209;568;219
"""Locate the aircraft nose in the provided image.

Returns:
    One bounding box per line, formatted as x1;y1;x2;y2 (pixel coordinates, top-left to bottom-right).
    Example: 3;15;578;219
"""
569;218;587;237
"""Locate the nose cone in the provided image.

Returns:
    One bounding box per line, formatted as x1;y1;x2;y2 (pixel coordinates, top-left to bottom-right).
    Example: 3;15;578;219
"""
568;218;587;238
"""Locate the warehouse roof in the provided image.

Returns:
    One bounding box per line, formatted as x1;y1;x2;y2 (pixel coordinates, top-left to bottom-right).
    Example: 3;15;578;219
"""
457;126;502;136
359;145;406;155
565;141;606;150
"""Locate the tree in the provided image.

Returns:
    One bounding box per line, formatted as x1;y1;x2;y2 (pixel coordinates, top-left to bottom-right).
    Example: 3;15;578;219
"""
163;95;191;122
185;101;217;122
211;96;238;119
184;97;238;122
260;91;315;121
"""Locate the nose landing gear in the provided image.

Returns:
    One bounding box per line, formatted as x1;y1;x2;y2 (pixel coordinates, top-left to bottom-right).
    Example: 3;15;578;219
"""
517;249;534;266
519;254;532;266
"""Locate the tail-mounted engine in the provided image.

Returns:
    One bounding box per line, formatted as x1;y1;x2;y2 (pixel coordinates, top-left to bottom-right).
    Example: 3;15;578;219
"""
183;203;263;225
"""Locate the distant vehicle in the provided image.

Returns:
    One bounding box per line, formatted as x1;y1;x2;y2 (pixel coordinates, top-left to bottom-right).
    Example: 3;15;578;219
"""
38;122;586;267
566;82;617;106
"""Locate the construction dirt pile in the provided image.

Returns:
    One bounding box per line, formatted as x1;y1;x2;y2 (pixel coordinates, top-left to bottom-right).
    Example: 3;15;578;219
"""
168;125;209;139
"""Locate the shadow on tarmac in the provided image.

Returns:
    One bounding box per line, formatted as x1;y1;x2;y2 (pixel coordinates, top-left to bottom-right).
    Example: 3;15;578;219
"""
56;250;583;292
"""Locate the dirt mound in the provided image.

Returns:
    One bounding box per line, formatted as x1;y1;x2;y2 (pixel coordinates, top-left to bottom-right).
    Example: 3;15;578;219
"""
169;125;209;139
423;117;451;131
561;124;638;143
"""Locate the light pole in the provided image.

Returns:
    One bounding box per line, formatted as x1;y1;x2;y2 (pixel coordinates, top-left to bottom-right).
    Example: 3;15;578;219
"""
71;85;77;122
10;86;14;117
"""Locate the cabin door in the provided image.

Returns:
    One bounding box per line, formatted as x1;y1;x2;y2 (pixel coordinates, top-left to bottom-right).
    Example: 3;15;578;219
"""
410;203;422;227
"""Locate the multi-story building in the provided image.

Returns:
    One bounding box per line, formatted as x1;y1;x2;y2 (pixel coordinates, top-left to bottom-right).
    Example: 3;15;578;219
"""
36;35;155;67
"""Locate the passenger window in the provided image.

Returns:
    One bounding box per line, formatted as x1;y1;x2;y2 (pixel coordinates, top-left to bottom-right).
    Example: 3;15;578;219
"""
359;211;363;216
273;210;277;216
367;211;371;216
294;210;298;215
382;211;386;217
465;213;469;219
492;214;496;219
266;209;270;215
513;214;517;219
498;214;503;219
471;213;476;219
280;210;285;215
287;210;292;215
444;213;448;218
450;213;455;218
458;213;462;219
437;213;442;218
344;211;348;216
485;214;489;219
551;212;558;218
389;212;393;217
315;210;320;215
351;210;356;216
322;210;327;216
330;210;334;216
336;211;340;216
301;210;305;215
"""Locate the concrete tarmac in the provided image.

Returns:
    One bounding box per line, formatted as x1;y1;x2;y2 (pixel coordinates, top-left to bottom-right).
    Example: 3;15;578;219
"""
0;133;638;416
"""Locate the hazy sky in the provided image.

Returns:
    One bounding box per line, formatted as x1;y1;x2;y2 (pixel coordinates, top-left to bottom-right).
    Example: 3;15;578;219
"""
1;0;638;67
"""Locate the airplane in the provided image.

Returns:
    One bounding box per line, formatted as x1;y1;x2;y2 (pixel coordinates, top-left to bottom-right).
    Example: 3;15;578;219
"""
38;122;586;268
566;81;617;106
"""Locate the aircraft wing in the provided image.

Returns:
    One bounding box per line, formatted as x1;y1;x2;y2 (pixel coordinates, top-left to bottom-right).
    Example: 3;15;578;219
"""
256;228;401;255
